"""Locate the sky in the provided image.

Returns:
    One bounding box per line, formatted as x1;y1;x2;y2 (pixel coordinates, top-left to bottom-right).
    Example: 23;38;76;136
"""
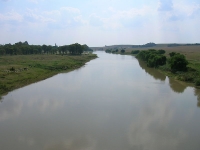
0;0;200;47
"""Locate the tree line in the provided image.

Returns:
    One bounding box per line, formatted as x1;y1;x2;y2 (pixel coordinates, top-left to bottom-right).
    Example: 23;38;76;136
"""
136;49;188;72
136;49;167;68
0;41;93;55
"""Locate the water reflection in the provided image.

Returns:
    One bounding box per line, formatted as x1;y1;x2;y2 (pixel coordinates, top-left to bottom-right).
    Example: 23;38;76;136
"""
138;60;166;81
169;78;187;93
44;136;96;150
0;96;23;121
137;58;200;106
194;88;200;107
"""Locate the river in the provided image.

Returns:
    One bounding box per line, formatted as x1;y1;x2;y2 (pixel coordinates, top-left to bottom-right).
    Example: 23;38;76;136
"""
0;51;200;150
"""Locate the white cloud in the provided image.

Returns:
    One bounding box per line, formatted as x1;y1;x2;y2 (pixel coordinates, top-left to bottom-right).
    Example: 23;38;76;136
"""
0;0;199;46
88;6;154;30
60;7;80;14
0;11;23;22
173;1;200;17
25;8;56;23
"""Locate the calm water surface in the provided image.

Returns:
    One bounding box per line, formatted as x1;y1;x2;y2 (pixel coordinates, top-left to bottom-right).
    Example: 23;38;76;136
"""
1;51;200;150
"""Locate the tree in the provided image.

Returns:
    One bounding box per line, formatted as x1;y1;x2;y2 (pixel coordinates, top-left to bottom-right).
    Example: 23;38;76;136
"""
42;44;47;54
131;50;140;54
169;52;176;57
136;49;166;68
169;53;188;72
121;49;125;53
158;49;165;54
105;49;111;53
82;44;93;52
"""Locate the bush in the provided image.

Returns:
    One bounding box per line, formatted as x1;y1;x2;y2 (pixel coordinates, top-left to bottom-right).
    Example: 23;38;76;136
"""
105;49;111;53
10;67;15;71
131;50;140;54
136;49;166;68
169;53;188;72
158;49;165;54
121;49;125;53
169;52;176;57
195;78;200;86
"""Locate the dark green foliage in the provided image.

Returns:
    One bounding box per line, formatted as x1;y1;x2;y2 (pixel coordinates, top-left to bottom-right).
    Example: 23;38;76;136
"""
147;55;166;67
169;52;176;57
158;49;165;54
105;49;112;53
131;50;140;54
142;42;156;47
136;49;166;68
195;79;200;86
0;41;86;55
168;53;188;72
105;49;119;53
68;43;83;54
121;49;125;53
10;67;15;71
168;44;180;47
82;44;93;52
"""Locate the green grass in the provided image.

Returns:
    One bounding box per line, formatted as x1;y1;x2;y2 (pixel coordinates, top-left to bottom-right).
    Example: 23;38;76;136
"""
0;54;97;96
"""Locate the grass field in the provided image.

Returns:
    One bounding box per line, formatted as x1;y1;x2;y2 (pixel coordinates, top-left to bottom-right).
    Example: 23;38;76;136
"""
0;54;97;96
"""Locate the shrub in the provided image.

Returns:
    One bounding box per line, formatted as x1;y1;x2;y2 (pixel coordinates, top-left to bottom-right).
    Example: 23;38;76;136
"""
195;78;200;86
105;49;111;53
158;49;165;54
136;49;166;68
169;52;176;57
121;49;125;53
10;67;15;71
131;50;140;54
169;53;188;72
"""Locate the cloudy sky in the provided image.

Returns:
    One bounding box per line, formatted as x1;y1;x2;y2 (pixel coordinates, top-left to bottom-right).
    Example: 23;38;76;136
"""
0;0;200;46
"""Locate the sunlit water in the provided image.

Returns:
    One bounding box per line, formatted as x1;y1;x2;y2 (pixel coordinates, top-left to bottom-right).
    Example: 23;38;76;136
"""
1;51;200;150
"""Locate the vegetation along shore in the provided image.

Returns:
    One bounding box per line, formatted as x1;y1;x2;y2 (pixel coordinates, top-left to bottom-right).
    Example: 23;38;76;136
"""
105;43;200;87
0;41;97;96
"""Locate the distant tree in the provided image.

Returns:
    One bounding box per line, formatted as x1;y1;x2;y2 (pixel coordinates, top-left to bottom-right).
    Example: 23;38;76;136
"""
0;41;85;56
121;49;125;53
142;42;156;47
105;49;111;53
169;52;176;57
131;50;140;54
158;49;165;54
42;44;47;54
82;44;93;52
68;43;83;54
23;41;29;45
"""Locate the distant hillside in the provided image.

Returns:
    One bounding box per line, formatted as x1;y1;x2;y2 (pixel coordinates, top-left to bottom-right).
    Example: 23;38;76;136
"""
90;42;200;51
90;43;156;51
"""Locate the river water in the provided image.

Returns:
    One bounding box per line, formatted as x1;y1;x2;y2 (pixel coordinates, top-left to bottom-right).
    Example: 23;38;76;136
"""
0;51;200;150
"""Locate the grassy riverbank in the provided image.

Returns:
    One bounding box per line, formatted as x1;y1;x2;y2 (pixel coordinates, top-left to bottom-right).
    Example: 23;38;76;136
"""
0;54;97;96
108;45;200;86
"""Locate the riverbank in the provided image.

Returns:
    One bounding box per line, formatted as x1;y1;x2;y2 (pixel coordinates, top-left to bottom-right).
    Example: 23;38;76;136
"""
108;45;200;87
0;54;97;96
